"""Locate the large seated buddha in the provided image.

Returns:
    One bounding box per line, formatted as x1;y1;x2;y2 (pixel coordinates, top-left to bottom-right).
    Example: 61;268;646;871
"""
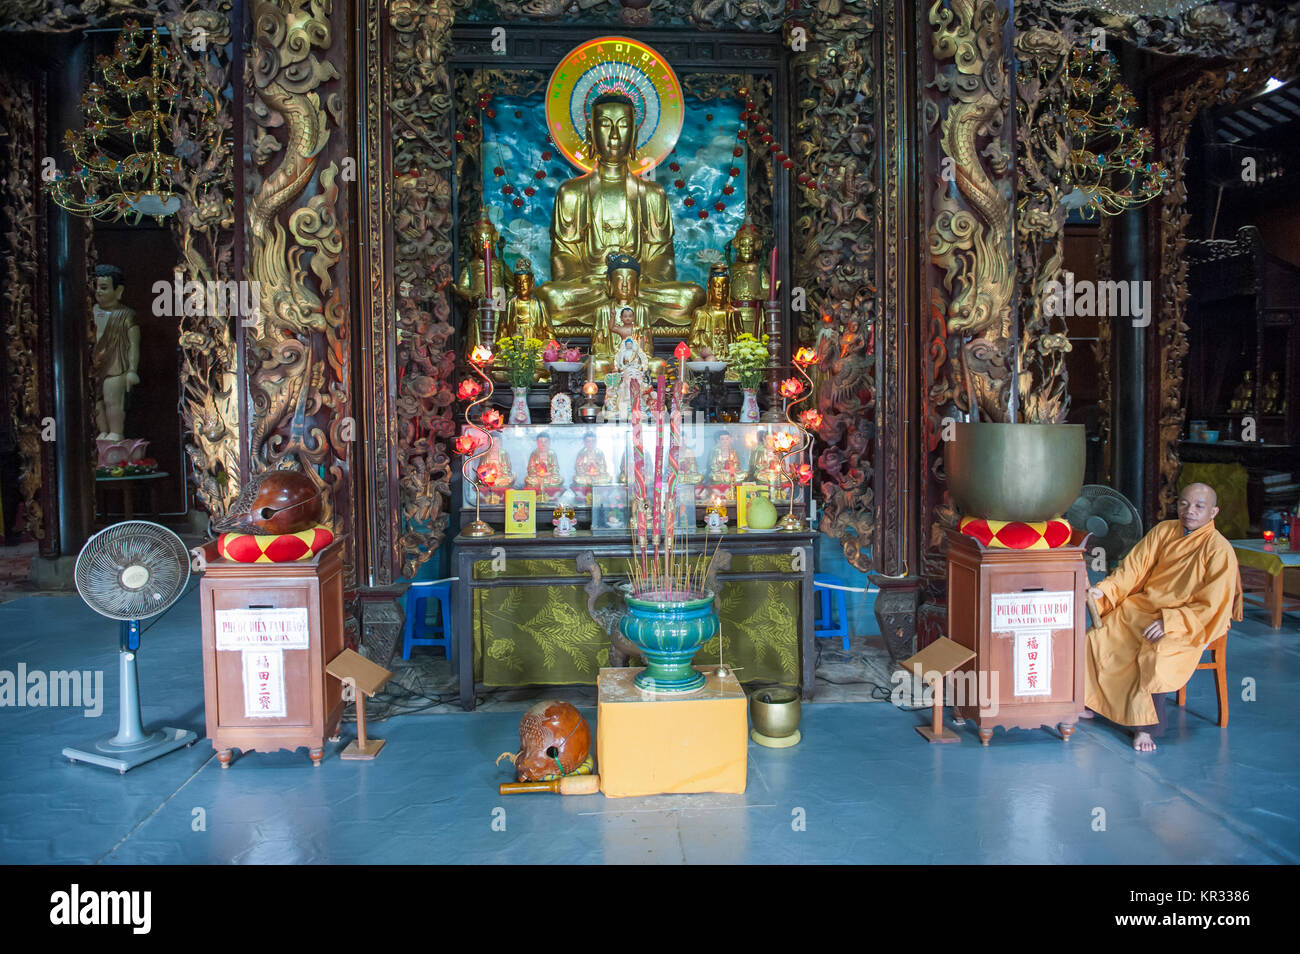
537;93;704;334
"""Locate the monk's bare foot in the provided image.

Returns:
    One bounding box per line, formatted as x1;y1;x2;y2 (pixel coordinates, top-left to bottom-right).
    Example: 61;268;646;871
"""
1132;731;1156;752
1079;708;1096;719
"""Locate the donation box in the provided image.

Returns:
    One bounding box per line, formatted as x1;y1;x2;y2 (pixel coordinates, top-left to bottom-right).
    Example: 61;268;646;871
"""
198;538;345;767
945;529;1088;745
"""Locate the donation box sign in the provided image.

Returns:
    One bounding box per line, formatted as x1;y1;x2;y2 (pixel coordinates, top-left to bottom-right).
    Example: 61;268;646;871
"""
991;591;1074;698
214;608;310;718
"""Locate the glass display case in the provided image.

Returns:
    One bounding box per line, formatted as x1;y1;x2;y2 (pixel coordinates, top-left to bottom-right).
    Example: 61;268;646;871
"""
461;421;806;521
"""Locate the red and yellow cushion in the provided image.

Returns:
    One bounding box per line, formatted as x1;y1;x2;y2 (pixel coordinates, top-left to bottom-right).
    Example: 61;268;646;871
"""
959;515;1072;549
217;525;334;563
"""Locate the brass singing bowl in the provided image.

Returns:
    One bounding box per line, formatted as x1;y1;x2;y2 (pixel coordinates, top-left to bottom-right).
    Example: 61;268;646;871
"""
749;686;801;739
945;422;1085;522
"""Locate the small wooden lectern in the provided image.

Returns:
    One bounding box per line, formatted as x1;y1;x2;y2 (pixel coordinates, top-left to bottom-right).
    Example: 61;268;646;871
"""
901;637;977;744
326;649;392;760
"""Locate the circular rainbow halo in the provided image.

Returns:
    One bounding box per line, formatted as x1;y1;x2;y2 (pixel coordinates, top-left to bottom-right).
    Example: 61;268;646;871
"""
545;36;684;175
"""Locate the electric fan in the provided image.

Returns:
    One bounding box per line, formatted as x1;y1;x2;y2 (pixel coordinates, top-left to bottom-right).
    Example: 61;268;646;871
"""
1065;485;1143;570
63;521;197;773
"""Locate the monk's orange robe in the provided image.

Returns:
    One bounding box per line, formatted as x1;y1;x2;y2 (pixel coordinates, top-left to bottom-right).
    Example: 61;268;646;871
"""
1086;519;1242;726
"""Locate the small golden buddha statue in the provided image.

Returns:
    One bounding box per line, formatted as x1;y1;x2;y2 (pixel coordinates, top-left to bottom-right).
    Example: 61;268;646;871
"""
454;214;515;353
688;263;743;363
707;430;743;500
536;92;704;332
729;221;769;337
524;432;565;501
747;428;789;500
1261;370;1283;415
1227;370;1254;414
476;436;514;504
678;443;702;484
497;256;555;345
571;431;612;503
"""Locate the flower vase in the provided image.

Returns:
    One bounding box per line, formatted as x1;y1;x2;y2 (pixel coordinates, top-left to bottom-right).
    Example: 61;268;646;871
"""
509;387;531;425
740;387;760;423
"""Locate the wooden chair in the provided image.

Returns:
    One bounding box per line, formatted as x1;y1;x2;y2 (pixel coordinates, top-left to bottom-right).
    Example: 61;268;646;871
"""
1174;632;1228;728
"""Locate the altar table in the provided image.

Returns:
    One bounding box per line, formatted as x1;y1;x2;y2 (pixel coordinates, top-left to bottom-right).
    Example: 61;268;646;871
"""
450;528;817;710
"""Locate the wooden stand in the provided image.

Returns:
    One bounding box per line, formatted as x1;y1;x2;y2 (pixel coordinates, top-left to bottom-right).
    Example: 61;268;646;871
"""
901;637;976;744
945;529;1089;746
198;539;346;767
327;648;392;760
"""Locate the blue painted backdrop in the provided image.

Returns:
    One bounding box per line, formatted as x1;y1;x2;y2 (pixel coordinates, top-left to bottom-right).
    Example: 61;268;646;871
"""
481;92;747;288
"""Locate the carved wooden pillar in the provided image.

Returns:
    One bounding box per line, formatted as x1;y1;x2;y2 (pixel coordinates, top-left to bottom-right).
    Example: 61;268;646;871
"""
872;0;923;655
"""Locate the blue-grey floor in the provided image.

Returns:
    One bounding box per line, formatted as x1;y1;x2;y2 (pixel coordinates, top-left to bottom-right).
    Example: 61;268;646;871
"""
1;585;1296;864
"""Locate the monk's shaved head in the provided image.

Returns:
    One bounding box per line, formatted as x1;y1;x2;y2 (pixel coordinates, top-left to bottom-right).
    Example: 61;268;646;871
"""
1181;482;1217;507
1177;482;1219;531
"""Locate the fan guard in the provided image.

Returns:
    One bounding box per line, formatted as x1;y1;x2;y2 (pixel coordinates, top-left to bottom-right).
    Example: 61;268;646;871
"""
1065;485;1143;567
75;520;190;621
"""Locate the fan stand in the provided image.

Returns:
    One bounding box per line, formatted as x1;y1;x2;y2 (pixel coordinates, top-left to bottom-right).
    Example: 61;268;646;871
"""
63;620;196;774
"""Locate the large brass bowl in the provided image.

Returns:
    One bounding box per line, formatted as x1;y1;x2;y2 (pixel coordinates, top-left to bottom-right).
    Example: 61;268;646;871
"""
945;422;1085;522
749;686;801;739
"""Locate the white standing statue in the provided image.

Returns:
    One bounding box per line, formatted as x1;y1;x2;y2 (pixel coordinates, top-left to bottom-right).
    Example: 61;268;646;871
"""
613;332;649;421
91;264;141;442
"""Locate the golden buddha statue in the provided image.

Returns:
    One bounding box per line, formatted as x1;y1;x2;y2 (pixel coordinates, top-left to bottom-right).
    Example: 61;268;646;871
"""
1227;370;1253;414
536;93;703;332
476;435;515;504
677;442;702;484
707;430;743;493
454;214;515;353
747;428;789;500
1261;370;1283;415
497;257;555;345
729;221;769;338
524;432;565;501
688;263;743;362
571;431;612;503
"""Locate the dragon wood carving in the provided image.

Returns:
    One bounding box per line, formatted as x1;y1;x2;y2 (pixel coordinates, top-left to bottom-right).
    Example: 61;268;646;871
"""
247;0;349;537
929;0;1015;425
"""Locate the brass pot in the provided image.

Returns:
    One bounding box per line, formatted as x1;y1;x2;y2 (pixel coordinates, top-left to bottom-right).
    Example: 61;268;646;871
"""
945;422;1085;522
749;686;801;739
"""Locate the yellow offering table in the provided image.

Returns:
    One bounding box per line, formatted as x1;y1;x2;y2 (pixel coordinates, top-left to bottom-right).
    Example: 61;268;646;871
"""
597;665;747;797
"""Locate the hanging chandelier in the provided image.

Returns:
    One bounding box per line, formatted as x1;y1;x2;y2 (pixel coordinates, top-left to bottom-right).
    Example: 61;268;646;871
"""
1060;47;1167;217
45;20;184;224
1046;1;1204;15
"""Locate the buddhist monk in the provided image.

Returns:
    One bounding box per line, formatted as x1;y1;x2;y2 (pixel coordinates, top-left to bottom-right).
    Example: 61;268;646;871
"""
1084;483;1242;752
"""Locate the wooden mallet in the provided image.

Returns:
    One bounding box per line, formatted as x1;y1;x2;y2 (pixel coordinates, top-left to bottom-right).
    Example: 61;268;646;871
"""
499;775;601;795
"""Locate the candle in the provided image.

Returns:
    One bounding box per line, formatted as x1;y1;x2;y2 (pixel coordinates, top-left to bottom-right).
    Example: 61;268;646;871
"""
1263;530;1275;544
483;239;493;306
768;243;778;302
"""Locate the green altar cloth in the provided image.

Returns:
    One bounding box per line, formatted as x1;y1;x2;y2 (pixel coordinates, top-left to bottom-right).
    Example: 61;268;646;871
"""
470;555;799;686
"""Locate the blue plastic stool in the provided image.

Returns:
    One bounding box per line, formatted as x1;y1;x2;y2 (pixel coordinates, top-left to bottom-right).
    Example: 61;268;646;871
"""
813;573;851;650
401;580;455;662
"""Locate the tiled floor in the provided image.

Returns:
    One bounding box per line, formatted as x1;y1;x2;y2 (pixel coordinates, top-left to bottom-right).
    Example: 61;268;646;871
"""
0;586;1296;864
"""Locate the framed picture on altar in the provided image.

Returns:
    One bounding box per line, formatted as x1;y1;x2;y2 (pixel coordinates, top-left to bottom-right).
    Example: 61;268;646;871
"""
504;489;537;535
591;483;629;534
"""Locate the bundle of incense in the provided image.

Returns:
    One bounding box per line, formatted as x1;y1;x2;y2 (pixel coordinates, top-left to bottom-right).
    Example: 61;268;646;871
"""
631;378;647;550
651;374;666;589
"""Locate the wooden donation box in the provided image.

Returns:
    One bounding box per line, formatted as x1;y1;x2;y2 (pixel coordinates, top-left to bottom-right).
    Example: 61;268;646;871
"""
945;529;1088;745
198;539;346;767
597;665;747;797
